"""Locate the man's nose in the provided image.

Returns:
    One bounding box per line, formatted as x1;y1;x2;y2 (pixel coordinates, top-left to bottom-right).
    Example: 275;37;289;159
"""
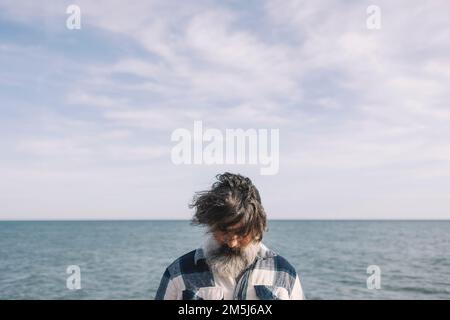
226;236;239;248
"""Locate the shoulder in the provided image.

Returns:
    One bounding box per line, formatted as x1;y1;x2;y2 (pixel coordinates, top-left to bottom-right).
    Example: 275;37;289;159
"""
255;246;301;296
259;244;298;279
165;249;206;278
271;254;298;278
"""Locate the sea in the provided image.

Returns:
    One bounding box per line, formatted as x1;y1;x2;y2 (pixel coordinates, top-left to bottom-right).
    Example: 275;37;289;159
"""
0;220;449;299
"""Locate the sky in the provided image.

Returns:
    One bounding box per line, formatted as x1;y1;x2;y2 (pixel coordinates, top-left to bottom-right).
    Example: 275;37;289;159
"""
1;0;450;220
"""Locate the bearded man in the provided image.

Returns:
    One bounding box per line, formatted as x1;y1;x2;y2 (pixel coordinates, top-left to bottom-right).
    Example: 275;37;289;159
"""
155;172;305;300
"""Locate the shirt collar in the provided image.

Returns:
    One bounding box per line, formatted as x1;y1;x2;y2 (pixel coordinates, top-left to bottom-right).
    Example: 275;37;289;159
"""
194;246;206;265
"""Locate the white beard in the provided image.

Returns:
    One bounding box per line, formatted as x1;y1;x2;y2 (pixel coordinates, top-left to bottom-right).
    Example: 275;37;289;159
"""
203;233;260;279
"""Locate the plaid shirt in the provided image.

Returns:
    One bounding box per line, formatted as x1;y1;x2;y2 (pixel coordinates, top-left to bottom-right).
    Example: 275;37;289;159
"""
155;243;305;300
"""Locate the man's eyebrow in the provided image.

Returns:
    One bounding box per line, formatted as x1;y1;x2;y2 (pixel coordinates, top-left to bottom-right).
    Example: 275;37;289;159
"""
225;225;243;232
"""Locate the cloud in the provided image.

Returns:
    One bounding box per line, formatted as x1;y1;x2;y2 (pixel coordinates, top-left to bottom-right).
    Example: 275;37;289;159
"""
1;0;450;218
16;138;91;157
66;90;129;108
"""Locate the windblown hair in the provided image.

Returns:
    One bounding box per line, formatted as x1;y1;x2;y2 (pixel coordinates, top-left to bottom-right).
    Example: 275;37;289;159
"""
190;172;267;241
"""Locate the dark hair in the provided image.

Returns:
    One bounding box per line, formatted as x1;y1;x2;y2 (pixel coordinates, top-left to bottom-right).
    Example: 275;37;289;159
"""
190;172;267;241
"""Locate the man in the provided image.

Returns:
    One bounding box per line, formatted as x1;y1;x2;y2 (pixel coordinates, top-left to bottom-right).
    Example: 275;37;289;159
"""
155;172;305;300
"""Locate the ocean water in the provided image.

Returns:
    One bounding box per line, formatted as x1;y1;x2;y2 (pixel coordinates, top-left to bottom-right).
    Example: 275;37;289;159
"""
0;220;449;300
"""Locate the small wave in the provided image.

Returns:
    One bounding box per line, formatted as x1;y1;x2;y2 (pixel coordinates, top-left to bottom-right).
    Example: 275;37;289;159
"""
385;285;450;295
